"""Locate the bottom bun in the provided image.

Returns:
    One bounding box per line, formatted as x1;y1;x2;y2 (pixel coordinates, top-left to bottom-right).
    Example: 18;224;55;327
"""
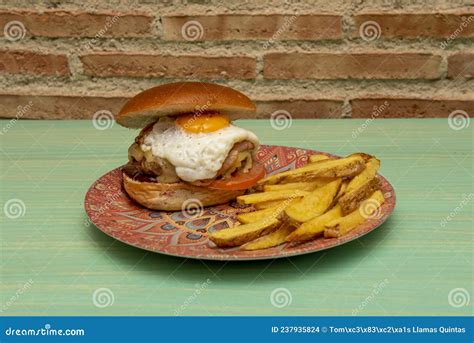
123;173;245;211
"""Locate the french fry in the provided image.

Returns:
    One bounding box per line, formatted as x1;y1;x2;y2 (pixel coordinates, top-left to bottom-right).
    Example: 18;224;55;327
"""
335;180;349;201
208;217;280;248
257;161;330;186
237;199;297;224
258;155;365;185
241;223;294;250
344;157;380;195
283;156;365;183
284;179;341;223
237;189;309;205
349;152;374;163
338;177;381;215
254;199;286;210
308;154;331;163
324;190;385;238
213;151;386;250
263;180;332;192
286;205;342;242
237;206;280;224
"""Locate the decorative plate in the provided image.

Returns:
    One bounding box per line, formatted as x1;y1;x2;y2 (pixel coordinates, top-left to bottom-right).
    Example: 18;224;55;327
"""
84;145;396;261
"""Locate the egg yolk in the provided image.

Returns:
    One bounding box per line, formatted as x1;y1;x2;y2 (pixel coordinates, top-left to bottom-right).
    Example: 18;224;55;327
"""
176;113;230;133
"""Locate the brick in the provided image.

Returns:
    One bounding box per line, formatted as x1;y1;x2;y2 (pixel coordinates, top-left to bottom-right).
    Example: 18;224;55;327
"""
2;94;471;120
352;12;474;38
0;94;344;120
350;97;474;118
162;14;342;41
0;50;70;76
80;53;256;79
0;9;152;38
264;53;442;79
0;94;129;119
256;99;344;119
448;53;474;78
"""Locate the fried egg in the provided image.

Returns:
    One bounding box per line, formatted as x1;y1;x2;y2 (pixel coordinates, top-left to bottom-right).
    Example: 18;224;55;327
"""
141;115;259;182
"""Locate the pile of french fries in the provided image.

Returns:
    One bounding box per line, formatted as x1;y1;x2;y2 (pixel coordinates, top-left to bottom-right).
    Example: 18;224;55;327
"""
208;153;386;250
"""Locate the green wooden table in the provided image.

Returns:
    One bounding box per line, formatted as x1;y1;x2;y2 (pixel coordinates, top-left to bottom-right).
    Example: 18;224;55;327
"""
1;119;472;316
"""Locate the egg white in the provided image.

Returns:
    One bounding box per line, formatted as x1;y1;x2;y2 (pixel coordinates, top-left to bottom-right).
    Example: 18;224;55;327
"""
141;120;259;182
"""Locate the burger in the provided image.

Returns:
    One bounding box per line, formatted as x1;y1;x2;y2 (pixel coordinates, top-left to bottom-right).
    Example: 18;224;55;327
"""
117;82;265;211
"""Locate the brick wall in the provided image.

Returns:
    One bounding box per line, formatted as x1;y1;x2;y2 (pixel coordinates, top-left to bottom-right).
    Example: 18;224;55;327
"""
0;1;473;120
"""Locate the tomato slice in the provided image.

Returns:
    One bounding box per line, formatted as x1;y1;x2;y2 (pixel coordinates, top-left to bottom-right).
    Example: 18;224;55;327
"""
207;163;266;190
